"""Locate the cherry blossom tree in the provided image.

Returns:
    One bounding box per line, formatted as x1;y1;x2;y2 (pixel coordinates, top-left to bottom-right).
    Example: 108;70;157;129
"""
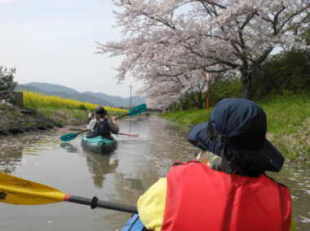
0;66;16;92
0;66;17;103
98;0;309;106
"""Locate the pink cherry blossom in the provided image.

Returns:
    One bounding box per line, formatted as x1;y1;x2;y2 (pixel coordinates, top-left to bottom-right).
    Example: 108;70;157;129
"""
98;0;309;108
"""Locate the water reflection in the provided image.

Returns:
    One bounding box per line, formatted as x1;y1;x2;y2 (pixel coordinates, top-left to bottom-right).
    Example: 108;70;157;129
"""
0;117;308;231
271;163;310;230
0;146;23;173
0;133;59;174
85;152;118;188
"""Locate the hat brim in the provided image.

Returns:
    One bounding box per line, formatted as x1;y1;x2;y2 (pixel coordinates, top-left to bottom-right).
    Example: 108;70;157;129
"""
187;122;284;172
187;122;210;151
257;140;284;172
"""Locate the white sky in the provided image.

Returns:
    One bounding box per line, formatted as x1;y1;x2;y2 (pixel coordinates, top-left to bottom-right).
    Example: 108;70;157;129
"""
0;0;140;97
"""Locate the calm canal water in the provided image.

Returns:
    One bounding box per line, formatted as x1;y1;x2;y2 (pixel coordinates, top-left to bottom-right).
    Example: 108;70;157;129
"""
0;117;309;231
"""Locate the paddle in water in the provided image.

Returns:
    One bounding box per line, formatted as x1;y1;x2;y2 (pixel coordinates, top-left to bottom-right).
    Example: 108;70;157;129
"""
0;172;137;213
60;130;139;142
60;129;89;142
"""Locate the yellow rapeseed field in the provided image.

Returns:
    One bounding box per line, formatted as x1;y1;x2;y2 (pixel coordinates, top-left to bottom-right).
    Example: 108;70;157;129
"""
23;91;128;113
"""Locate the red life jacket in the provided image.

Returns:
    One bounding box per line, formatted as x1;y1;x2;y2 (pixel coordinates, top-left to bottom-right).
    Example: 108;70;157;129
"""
162;161;291;231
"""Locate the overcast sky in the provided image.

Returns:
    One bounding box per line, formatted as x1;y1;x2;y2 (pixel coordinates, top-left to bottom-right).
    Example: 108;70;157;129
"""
0;0;138;97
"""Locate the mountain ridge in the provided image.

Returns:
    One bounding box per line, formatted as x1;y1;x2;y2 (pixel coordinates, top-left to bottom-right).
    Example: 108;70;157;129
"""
16;82;145;108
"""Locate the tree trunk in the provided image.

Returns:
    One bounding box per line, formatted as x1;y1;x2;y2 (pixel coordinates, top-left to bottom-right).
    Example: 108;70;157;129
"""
241;71;253;99
205;93;209;109
195;91;205;109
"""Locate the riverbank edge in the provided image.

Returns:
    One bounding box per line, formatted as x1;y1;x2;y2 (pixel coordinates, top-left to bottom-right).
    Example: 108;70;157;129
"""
161;95;310;162
0;104;88;135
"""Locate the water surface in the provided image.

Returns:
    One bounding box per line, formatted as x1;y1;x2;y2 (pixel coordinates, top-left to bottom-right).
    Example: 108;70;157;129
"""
0;117;309;230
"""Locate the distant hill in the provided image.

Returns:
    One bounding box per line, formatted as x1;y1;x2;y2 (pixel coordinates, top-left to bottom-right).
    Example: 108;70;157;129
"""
16;82;145;108
85;91;146;108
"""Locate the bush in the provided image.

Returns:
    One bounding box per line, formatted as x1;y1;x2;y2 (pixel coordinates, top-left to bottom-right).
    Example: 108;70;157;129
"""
252;49;310;98
207;78;242;106
78;104;88;111
168;48;309;111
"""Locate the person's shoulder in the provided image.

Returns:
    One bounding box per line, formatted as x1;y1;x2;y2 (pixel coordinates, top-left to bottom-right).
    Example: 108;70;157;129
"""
263;174;290;190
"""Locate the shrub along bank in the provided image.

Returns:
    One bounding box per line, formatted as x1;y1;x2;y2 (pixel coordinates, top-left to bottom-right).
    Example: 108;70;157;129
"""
163;94;310;161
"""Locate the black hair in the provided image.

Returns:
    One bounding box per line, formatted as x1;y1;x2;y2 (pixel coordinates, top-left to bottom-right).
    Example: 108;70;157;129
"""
216;149;266;177
207;123;266;177
95;106;107;116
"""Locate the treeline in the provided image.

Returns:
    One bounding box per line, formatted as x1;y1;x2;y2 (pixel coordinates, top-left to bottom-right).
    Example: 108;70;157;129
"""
169;48;310;111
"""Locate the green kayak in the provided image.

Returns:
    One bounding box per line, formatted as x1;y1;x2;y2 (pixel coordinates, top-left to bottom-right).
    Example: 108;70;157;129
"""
81;136;117;154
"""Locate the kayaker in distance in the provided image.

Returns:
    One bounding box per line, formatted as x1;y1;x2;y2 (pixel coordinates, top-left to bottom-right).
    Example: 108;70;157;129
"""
86;106;119;140
128;98;292;231
86;111;97;131
87;111;94;123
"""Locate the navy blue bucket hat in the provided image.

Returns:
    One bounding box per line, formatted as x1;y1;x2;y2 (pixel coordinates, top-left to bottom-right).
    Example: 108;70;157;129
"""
187;98;284;172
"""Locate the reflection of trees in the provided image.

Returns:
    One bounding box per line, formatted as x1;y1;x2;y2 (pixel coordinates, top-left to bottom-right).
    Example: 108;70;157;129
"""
0;146;23;174
85;153;118;188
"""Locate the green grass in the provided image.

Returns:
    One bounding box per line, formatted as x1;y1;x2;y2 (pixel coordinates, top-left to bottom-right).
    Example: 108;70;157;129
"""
36;108;89;126
163;109;212;128
36;107;125;127
162;94;310;160
260;94;310;134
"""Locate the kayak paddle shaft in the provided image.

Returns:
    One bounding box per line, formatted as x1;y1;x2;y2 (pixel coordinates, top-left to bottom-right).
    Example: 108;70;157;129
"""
65;195;137;213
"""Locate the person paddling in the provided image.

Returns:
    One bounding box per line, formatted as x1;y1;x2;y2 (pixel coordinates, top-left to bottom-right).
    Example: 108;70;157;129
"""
133;98;292;231
86;106;119;140
86;111;97;131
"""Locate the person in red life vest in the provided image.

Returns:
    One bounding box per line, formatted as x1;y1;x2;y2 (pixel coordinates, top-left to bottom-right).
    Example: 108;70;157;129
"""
135;98;292;231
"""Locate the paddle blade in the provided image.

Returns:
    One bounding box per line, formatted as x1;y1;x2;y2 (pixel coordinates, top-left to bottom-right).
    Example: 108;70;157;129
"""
0;172;66;205
128;104;147;116
60;133;78;142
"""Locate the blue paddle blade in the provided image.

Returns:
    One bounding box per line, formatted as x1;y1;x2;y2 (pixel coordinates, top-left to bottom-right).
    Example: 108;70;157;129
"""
128;104;147;116
60;133;78;142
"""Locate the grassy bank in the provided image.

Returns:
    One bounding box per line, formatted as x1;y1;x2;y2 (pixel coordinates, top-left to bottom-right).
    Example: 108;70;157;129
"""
34;108;89;127
22;91;128;126
163;94;310;161
0;103;56;134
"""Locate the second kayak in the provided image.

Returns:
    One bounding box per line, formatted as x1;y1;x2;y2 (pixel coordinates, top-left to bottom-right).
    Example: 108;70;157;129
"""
81;136;117;154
